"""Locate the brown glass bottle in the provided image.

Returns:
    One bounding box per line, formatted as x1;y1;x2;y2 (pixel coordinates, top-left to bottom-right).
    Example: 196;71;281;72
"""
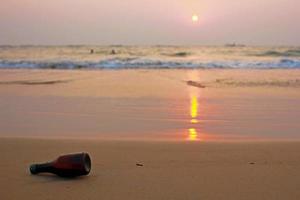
30;152;91;177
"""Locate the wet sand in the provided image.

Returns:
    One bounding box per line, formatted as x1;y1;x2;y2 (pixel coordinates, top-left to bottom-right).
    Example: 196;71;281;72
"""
0;69;300;199
0;69;299;141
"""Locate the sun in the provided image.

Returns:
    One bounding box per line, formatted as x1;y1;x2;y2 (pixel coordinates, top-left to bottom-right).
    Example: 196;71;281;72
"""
192;14;199;22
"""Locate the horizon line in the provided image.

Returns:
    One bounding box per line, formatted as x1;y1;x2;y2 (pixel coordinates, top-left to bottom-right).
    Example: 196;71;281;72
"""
1;44;300;47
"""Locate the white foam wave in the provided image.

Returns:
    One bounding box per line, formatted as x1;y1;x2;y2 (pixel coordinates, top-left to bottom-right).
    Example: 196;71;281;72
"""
0;58;299;69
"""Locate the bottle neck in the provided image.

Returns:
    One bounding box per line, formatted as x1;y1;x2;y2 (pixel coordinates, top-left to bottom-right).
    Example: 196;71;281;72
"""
30;162;54;174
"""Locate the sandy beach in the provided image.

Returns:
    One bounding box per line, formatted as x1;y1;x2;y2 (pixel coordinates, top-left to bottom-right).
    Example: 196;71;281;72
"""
0;69;300;199
1;0;299;198
0;69;299;140
1;138;300;200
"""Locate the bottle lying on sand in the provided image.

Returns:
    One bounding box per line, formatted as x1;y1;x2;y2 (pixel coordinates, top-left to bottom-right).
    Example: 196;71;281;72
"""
30;152;91;177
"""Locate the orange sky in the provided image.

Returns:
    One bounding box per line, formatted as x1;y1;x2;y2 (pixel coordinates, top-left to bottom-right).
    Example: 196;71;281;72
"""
0;0;299;45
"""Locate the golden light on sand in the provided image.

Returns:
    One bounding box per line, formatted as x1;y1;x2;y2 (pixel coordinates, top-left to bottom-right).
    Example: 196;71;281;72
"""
188;128;198;141
187;71;201;141
191;119;199;124
190;96;198;118
192;14;199;22
188;95;200;141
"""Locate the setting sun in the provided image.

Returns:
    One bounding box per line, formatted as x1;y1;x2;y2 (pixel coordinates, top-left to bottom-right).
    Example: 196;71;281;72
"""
192;14;199;22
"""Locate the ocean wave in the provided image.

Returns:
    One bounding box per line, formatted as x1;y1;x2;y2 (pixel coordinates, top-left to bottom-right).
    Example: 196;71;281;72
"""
0;58;300;69
254;49;300;57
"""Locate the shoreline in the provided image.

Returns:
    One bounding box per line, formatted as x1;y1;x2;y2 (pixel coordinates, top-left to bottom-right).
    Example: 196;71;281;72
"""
0;69;299;141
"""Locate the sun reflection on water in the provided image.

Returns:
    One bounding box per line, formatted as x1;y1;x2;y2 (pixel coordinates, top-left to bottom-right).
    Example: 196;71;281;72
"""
187;71;202;141
188;94;201;141
190;96;198;118
188;128;198;141
191;119;199;124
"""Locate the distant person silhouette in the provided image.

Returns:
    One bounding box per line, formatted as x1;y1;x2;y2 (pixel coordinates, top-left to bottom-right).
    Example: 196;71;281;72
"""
111;49;116;55
90;49;94;54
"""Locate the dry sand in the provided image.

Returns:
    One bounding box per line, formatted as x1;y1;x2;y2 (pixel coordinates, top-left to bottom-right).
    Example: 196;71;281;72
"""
1;138;300;200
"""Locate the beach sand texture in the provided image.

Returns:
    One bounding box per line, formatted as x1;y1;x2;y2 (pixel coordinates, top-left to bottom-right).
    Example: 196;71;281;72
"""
1;138;300;200
0;69;299;140
0;69;300;199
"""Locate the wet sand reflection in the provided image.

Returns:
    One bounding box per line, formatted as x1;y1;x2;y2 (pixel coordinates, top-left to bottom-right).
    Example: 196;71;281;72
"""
188;95;201;141
187;71;201;141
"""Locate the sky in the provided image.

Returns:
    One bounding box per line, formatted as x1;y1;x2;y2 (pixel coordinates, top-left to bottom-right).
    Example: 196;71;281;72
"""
0;0;299;45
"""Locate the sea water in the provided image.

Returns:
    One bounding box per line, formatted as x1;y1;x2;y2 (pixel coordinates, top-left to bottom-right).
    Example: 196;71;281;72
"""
0;45;300;69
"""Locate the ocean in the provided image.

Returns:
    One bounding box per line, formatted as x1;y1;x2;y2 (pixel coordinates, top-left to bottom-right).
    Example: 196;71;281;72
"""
0;45;300;69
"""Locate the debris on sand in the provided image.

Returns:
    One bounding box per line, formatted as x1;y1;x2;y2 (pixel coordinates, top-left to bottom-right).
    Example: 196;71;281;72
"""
186;80;206;88
136;163;144;167
0;79;71;85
